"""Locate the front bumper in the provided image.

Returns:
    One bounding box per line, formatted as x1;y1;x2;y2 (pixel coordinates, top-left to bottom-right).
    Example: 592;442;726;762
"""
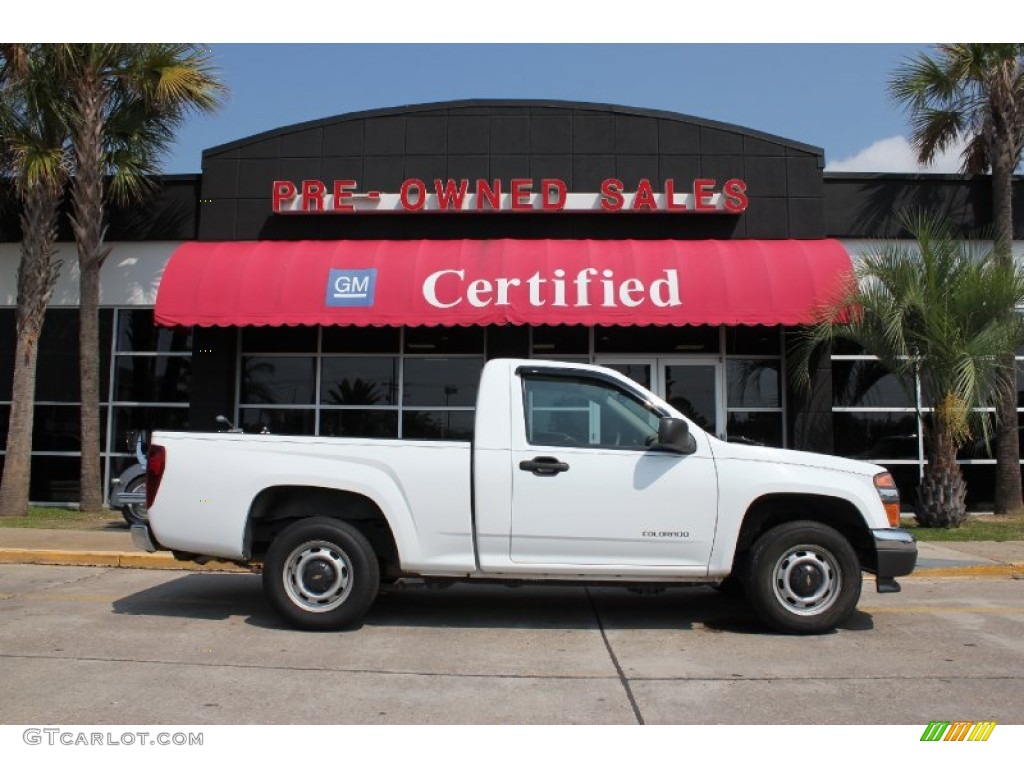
870;528;917;593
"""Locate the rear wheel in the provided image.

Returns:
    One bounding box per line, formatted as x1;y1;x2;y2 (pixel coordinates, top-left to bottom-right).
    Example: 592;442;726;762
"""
263;517;380;631
744;521;861;634
119;476;148;526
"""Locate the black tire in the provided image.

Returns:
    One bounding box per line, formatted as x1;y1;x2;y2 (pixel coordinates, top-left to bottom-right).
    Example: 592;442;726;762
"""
743;521;861;635
263;517;380;631
120;476;149;526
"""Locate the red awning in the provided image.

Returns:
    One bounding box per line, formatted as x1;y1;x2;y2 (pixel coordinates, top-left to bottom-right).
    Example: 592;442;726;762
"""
154;239;853;328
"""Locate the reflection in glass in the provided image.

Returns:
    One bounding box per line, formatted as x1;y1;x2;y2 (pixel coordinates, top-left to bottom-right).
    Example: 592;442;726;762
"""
117;309;191;353
402;358;483;406
320;410;398;438
115;357;191;403
664;365;716;433
727;360;780;408
321;358;397;405
725;325;781;355
726;412;783;447
601;363;652;390
834;412;919;460
239;408;315;435
241;357;316;404
832;360;913;408
403;410;475;441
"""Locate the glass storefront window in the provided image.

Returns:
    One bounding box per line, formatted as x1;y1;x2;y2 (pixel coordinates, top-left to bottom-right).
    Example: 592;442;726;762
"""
726;412;783;448
115;356;191;403
532;325;589;356
239;408;315;435
404;326;483;354
402;358;483;407
833;412;919;460
116;309;191;353
727;359;781;408
320;410;398;439
725;325;781;355
403;410;475;441
240;356;316;404
321;357;397;406
594;325;719;354
832;360;914;408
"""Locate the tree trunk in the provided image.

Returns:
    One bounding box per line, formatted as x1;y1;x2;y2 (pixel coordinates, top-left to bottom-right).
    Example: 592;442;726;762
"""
0;184;62;517
70;66;112;513
917;422;969;528
991;140;1022;515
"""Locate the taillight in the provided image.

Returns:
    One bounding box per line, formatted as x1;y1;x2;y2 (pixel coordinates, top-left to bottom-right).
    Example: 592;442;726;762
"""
874;472;901;527
146;444;166;509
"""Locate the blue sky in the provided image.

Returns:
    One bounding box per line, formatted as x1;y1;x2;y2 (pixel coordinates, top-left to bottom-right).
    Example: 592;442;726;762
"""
164;44;946;176
12;3;995;176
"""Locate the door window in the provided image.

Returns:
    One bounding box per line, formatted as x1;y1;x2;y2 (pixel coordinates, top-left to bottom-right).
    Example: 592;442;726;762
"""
523;375;661;449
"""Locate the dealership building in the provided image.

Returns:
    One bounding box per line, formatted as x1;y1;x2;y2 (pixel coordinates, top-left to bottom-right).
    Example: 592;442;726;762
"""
1;99;1022;505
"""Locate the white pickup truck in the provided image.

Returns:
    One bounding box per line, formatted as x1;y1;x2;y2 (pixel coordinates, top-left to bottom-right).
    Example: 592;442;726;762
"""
134;358;917;634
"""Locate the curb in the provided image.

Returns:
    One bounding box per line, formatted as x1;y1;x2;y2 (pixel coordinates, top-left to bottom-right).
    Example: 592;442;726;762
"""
2;547;1022;579
0;548;248;572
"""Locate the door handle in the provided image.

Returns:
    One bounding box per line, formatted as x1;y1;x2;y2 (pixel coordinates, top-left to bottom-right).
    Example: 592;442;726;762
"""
519;456;570;476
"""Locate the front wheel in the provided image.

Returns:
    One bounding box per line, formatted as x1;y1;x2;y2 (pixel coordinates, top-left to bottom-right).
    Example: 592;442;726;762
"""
744;521;861;634
263;517;380;631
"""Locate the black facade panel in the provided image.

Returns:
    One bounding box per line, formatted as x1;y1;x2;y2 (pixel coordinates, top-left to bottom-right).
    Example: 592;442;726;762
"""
490;155;531;185
320;157;364;182
105;178;201;241
572;155;616;190
362;157;406;190
238;159;282;199
280;127;323;158
701;127;743;155
530;156;573;186
189;326;238;432
447;155;491;181
788;197;825;239
323;120;364;156
406;117;448;155
659;156;702;187
658;120;700;153
448;116;490;154
700;155;745;182
201;159;239;199
530;115;572;154
743;136;788;156
238;138;280;159
787;156;823;198
615;115;659;154
490;116;530;153
198;199;237;241
744;156;788;197
363;116;407;155
280;157;326;184
573;116;616;154
235;199;274;240
742;197;790;239
405;156;449;184
616;156;660;188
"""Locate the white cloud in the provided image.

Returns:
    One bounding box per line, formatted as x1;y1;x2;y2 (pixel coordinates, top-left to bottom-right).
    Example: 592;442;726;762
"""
826;135;969;173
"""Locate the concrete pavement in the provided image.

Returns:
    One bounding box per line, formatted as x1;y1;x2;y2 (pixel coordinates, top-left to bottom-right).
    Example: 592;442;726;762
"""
0;523;1022;577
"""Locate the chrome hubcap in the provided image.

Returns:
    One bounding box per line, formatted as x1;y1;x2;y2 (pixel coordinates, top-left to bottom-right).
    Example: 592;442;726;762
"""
282;540;353;612
771;545;841;616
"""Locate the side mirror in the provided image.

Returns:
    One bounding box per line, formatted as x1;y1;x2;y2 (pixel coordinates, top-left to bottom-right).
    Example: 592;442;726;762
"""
655;417;697;454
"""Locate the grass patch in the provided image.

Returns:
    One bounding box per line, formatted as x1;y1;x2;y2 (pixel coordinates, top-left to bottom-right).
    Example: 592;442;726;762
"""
903;513;1024;542
0;506;125;530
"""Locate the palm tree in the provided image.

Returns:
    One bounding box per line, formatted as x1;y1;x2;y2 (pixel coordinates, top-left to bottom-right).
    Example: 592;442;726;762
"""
0;45;71;517
890;44;1024;514
794;213;1024;528
56;44;224;511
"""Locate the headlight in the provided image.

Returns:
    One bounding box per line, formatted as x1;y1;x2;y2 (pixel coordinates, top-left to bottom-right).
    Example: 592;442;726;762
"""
874;472;901;527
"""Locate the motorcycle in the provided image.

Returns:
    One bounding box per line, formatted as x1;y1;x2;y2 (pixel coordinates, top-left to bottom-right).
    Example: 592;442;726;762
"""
109;431;148;526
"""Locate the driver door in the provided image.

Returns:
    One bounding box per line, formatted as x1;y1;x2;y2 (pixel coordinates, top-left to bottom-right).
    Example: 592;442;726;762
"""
509;369;718;570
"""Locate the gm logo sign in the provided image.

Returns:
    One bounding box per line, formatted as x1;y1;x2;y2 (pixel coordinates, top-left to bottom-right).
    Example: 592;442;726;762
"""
326;268;376;307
